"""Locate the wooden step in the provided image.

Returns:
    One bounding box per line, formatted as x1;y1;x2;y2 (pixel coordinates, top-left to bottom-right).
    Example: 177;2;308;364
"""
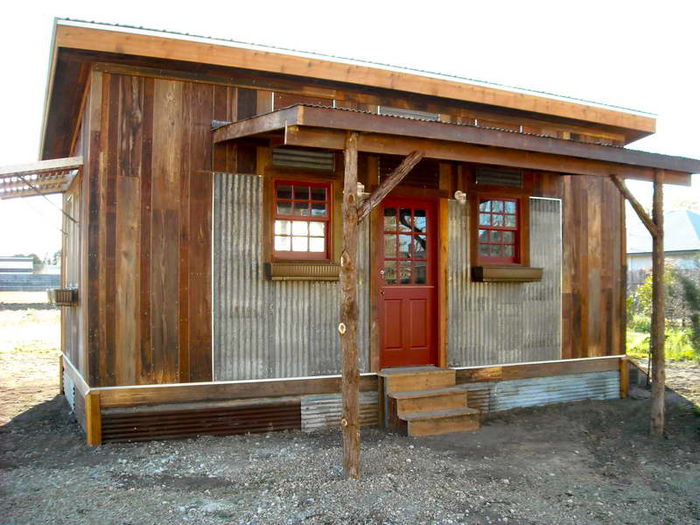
391;386;468;415
381;367;456;393
402;407;480;437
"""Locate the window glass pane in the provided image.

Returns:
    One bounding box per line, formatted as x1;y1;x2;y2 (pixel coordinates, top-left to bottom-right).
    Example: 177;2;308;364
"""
384;262;397;284
492;214;504;227
503;231;514;244
492;200;504;213
384;234;397;257
291;236;308;252
309;237;325;252
309;222;325;236
310;187;326;201
415;261;427;284
478;229;488;243
490;244;501;257
384;208;397;231
479;244;490;257
277;185;292;199
398;235;412;259
398;261;411;284
274;236;290;251
414;209;427;232
274;220;291;235
277;201;292;215
399;209;412;232
414;235;427;259
505;215;516;227
490;230;502;243
504;245;514;257
293;185;309;199
293;202;310;216
311;203;327;217
479;200;491;212
505;201;516;214
479;214;491;226
291;221;308;235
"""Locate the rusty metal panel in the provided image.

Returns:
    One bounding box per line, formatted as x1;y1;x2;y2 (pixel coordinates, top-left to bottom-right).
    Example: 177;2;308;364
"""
301;391;379;431
213;173;369;380
447;197;562;367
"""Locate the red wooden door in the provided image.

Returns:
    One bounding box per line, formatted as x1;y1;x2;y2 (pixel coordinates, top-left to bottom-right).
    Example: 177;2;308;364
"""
378;198;438;368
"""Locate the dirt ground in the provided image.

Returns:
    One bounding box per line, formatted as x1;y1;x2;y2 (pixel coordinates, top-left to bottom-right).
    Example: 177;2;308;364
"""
1;298;699;524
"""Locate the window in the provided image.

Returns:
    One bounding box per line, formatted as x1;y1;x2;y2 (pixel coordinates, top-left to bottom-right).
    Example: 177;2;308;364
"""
477;197;520;264
273;180;331;260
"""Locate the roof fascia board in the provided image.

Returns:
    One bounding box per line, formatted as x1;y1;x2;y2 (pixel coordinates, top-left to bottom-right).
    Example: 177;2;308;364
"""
39;19;61;160
53;22;656;137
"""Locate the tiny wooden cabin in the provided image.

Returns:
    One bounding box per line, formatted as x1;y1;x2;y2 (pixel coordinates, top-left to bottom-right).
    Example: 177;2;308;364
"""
3;19;699;444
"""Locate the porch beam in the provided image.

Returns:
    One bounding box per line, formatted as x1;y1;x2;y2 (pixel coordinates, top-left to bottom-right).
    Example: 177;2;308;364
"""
609;170;666;436
283;126;691;185
339;131;361;479
0;156;83;178
357;150;424;222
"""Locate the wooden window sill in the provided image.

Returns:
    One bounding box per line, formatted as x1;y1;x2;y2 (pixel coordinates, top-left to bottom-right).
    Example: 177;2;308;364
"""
265;262;340;281
471;265;543;282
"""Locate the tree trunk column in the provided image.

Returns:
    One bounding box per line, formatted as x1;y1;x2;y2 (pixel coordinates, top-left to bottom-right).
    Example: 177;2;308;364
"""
650;169;665;436
339;131;360;479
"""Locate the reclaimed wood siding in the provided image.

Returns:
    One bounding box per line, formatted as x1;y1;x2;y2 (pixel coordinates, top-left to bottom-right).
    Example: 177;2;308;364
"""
61;176;83;372
534;173;625;358
85;70;231;386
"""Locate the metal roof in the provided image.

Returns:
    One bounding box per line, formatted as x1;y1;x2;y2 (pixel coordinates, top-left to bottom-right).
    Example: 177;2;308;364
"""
0;157;82;200
55;18;654;119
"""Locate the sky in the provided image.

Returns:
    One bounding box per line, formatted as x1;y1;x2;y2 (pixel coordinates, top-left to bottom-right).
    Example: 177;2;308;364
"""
0;0;698;258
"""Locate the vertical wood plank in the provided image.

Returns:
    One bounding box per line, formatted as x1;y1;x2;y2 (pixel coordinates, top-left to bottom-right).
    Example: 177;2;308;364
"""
85;392;102;446
619;356;629;399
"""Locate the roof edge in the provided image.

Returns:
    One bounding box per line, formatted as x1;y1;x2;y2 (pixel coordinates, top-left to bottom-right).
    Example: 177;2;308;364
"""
51;19;656;138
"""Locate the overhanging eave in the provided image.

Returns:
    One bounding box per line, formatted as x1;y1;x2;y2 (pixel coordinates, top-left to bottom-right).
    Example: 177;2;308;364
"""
213;106;699;185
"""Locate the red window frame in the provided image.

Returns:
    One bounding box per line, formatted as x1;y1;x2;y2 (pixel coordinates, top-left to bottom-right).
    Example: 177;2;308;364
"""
476;196;521;264
272;180;332;261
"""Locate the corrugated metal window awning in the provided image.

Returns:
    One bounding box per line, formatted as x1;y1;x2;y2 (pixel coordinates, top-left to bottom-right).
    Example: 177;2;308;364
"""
0;156;82;200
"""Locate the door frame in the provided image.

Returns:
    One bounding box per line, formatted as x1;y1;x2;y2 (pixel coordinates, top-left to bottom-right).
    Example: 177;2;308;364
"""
369;193;448;371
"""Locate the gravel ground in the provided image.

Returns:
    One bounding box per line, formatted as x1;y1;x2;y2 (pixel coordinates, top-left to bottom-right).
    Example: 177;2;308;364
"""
1;389;698;524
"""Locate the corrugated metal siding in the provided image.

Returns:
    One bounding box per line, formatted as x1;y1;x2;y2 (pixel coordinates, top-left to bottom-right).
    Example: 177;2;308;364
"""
213;173;369;380
301;391;379;431
63;371;75;411
461;371;619;413
448;197;562;366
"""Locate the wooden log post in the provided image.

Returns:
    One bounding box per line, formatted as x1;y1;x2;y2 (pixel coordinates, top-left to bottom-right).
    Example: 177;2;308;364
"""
650;170;665;436
339;131;361;479
610;172;666;436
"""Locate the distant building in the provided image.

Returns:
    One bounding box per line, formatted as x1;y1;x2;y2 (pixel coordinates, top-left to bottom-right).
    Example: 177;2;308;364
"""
627;210;700;281
0;256;34;273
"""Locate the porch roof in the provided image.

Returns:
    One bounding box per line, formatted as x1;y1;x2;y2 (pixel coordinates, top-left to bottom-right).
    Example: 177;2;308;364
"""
213;105;700;185
0;157;82;200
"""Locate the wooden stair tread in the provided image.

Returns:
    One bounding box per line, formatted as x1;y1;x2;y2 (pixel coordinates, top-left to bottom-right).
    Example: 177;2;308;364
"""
401;407;479;422
379;366;446;377
390;386;466;400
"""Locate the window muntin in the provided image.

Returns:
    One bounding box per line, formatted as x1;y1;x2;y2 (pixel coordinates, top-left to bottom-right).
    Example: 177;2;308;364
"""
477;197;519;264
273;181;330;260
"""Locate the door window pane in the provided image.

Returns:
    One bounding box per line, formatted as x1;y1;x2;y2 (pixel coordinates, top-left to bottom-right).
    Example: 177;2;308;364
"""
398;209;412;232
398;261;411;284
384;262;397;284
414;235;427;259
398;235;412;259
384;234;397;257
414;261;427;284
414;209;427;232
384;208;397;231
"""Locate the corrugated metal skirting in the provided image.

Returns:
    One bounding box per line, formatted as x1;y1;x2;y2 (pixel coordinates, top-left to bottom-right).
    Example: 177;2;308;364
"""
461;371;619;413
448;198;562;366
301;391;379;431
213;173;369;380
